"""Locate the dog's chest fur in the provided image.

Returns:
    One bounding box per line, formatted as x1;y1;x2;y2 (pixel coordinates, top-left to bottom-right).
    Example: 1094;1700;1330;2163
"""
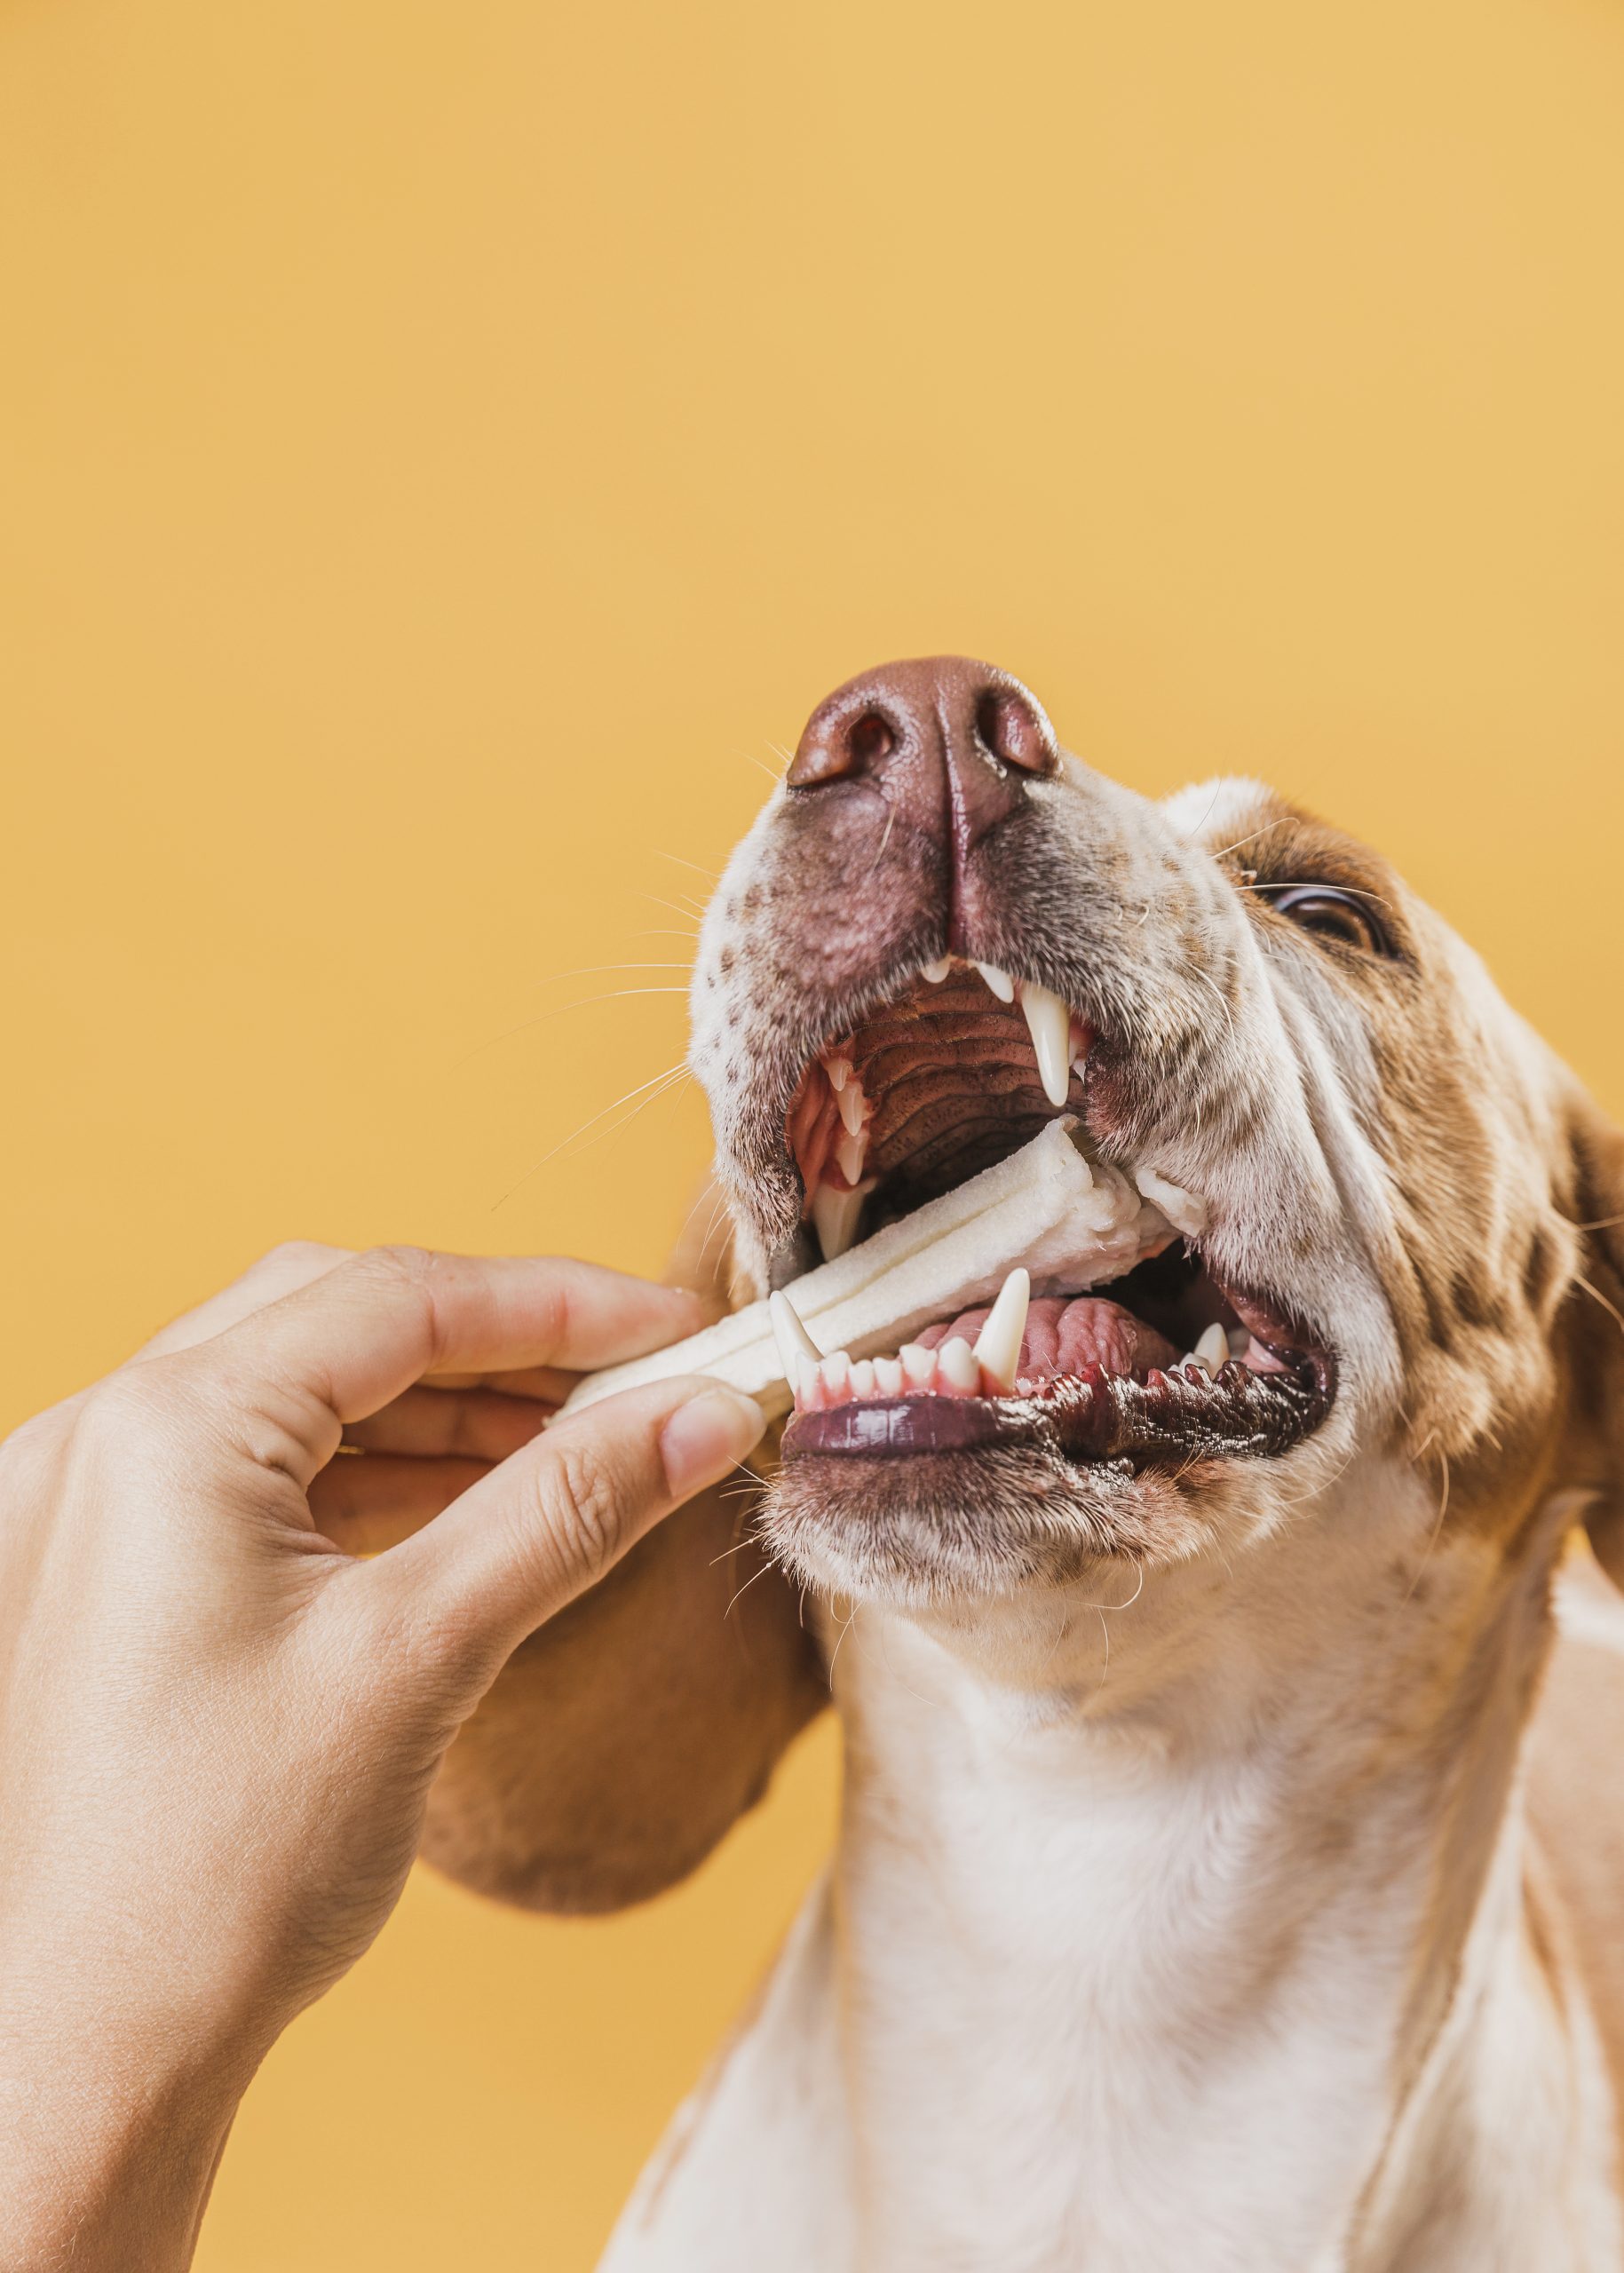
603;1480;1620;2273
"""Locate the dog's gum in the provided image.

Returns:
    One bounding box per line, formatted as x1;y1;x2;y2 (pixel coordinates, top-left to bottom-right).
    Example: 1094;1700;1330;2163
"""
558;1120;1172;1422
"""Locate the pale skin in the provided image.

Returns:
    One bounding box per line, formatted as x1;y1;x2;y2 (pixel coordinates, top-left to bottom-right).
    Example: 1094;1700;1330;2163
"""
0;1241;767;2273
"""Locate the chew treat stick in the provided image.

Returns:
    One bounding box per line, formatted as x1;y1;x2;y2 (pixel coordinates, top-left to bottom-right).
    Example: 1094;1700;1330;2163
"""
558;1119;1171;1422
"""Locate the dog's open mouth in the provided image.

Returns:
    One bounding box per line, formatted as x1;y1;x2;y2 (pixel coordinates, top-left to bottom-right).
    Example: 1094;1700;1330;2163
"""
772;962;1334;1472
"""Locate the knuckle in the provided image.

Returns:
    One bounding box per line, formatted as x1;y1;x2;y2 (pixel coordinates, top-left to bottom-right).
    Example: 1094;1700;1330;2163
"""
357;1243;437;1285
74;1364;188;1458
0;1405;70;1491
350;1244;444;1365
535;1437;630;1579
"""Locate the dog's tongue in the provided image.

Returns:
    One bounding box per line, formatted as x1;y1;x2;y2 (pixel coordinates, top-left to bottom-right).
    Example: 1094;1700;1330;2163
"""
915;1294;1177;1382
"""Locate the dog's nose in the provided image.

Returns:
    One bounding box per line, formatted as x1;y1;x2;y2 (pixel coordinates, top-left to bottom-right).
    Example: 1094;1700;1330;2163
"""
788;655;1058;846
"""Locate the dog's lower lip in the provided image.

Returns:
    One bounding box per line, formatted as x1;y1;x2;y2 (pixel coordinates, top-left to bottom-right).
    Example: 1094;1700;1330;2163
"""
784;1395;1029;1458
782;1355;1333;1468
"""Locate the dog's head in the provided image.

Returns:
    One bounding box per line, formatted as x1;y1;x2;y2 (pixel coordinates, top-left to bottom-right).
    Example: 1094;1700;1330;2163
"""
689;655;1624;1612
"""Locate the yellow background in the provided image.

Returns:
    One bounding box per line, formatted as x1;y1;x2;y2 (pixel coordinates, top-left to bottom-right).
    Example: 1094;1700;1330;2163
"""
3;0;1621;2263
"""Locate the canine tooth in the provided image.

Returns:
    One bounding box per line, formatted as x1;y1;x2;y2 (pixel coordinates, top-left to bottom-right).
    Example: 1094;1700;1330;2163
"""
874;1356;905;1397
836;1081;867;1137
559;1119;1174;1423
1192;1323;1229;1375
1020;981;1073;1108
976;962;1016;1003
835;1127;868;1186
849;1358;876;1398
812;1181;868;1261
825;1055;852;1092
795;1355;824;1409
820;1351;852;1402
971;1266;1030;1392
899;1342;936;1389
922;956;953;983
939;1337;980;1395
770;1290;823;1382
1228;1329;1251;1359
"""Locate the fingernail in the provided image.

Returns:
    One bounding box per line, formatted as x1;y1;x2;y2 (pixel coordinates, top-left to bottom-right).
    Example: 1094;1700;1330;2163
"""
660;1387;766;1499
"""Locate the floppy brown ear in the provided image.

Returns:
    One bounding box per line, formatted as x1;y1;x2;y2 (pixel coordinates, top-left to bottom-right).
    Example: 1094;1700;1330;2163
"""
1558;1092;1624;1588
420;1171;828;1914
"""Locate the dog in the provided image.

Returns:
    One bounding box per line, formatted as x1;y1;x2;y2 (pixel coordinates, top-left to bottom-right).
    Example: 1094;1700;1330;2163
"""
424;656;1624;2271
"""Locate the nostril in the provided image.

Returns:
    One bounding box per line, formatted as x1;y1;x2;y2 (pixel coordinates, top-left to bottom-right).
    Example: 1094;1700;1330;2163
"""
848;711;895;768
976;687;1058;778
788;704;897;787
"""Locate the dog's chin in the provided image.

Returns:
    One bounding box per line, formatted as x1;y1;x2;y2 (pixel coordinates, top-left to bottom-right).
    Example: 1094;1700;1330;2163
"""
761;1443;1221;1606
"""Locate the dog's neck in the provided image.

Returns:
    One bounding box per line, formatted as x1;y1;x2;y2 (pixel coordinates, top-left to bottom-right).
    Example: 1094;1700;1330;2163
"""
819;1463;1591;2272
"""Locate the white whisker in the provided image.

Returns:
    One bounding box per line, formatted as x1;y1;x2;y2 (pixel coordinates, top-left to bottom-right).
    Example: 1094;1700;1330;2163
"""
725;1561;775;1620
491;1063;691;1207
1207;816;1290;863
1576;1271;1624;1340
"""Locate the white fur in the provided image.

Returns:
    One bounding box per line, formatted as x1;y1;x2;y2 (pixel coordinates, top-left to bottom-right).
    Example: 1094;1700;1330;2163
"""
604;768;1619;2270
605;1484;1619;2271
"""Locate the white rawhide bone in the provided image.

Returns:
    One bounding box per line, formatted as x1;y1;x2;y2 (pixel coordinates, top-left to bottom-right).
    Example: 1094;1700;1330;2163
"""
558;1119;1174;1422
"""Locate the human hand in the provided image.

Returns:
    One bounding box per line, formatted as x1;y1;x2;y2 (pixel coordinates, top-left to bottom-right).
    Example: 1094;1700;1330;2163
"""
0;1244;764;2272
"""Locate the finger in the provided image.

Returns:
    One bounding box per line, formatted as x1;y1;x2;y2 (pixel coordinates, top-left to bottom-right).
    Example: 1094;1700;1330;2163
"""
361;1376;765;1684
182;1251;705;1486
416;1365;577;1402
309;1454;490;1553
133;1241;353;1361
342;1387;550;1463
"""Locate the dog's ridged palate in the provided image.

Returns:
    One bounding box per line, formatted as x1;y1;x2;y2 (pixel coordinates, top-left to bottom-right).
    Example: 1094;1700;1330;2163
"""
558;1119;1175;1422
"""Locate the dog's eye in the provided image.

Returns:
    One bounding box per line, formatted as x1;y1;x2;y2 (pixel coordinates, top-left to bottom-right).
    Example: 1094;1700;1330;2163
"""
1260;886;1392;957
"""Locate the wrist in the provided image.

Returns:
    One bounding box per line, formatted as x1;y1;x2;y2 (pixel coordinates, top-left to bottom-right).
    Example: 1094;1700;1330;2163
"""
0;1987;255;2273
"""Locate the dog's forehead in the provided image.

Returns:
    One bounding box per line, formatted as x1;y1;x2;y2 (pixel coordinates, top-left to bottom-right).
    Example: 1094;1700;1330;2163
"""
1159;776;1398;891
1157;775;1279;849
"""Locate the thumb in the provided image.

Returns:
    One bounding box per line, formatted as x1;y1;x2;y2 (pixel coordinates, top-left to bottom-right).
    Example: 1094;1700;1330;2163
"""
360;1374;767;1689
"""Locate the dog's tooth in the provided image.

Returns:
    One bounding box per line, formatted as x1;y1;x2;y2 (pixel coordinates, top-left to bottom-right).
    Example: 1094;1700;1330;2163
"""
976;962;1016;1003
971;1266;1030;1392
939;1336;980;1395
561;1119;1166;1424
874;1355;905;1397
848;1358;876;1398
1020;981;1073;1108
836;1081;867;1137
899;1341;936;1389
1192;1323;1229;1375
835;1126;868;1186
812;1182;867;1261
796;1355;824;1410
770;1290;823;1382
1228;1328;1250;1359
921;955;953;983
825;1056;852;1093
820;1350;852;1403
